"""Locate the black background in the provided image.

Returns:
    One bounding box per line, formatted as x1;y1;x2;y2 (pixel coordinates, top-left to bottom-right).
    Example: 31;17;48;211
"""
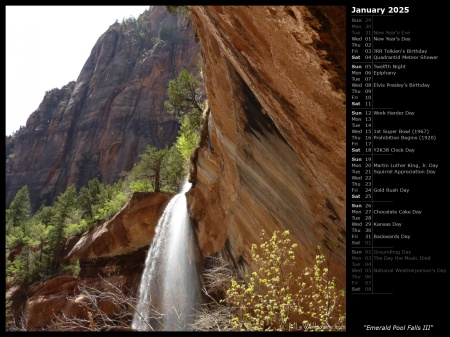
346;1;448;335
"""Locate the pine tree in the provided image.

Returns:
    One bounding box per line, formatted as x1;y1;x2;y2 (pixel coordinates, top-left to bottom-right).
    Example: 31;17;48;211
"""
164;69;204;118
131;146;170;192
88;177;103;205
6;185;31;232
47;185;77;274
78;186;93;219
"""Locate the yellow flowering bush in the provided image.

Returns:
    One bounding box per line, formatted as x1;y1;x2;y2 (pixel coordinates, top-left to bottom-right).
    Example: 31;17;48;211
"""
224;230;345;331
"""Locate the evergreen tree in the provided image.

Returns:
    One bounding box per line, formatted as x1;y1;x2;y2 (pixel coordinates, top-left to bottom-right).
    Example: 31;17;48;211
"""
6;245;31;285
35;205;56;226
6;185;31;233
28;221;49;271
88;177;103;205
164;69;204;118
78;186;93;220
131;146;170;192
161;145;185;191
163;68;205;176
47;185;77;274
129;145;185;193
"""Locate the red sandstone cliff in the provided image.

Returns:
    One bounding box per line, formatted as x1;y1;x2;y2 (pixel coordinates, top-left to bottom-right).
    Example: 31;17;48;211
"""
187;6;346;287
6;6;346;330
5;6;199;211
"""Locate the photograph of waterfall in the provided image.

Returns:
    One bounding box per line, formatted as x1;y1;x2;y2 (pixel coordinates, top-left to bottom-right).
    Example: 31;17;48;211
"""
6;5;346;332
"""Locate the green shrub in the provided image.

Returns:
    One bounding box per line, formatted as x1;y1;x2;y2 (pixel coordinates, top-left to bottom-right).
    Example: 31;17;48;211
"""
65;219;89;237
176;112;201;162
130;180;153;192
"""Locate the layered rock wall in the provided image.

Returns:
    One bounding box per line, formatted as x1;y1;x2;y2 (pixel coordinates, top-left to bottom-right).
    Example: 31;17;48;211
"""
188;6;346;285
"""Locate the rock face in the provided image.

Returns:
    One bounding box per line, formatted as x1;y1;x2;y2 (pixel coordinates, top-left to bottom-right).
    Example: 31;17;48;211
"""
5;6;199;211
67;191;172;260
187;6;346;287
24;276;79;330
8;192;172;330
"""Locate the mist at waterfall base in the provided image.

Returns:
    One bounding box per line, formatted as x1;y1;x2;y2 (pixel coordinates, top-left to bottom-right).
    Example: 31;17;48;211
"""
132;181;201;331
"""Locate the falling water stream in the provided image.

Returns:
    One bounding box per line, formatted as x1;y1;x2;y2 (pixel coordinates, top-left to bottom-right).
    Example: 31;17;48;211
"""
131;180;201;331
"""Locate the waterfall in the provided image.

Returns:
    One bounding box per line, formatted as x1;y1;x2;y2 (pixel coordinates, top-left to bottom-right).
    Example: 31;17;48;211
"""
132;180;201;331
